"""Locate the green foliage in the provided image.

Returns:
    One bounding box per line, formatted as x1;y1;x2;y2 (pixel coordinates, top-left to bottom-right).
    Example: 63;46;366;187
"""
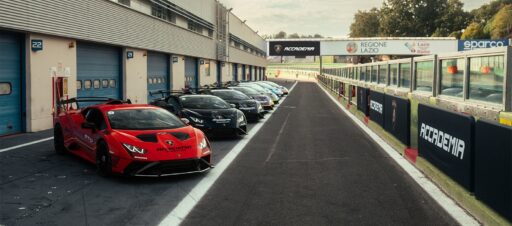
274;31;287;39
486;4;512;38
349;8;380;37
461;22;488;39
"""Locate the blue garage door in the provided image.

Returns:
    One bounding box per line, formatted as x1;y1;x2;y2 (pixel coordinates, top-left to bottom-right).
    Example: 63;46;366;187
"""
185;57;198;90
241;65;246;81
0;32;22;136
77;42;121;100
147;52;170;101
232;64;238;82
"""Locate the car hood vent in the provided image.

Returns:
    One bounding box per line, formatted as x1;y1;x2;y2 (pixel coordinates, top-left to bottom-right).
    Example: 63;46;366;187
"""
136;132;190;143
136;134;158;143
169;132;190;141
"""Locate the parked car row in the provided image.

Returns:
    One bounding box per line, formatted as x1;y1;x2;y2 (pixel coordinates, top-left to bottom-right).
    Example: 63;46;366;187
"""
52;81;288;178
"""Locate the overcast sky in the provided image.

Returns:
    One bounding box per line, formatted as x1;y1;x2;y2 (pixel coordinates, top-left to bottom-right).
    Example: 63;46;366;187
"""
220;0;490;38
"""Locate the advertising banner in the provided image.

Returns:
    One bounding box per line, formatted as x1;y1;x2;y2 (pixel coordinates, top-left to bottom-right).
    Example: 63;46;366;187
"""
418;104;474;191
384;95;410;146
357;87;369;116
458;39;509;51
321;39;458;56
475;119;512;222
269;41;320;56
369;91;385;127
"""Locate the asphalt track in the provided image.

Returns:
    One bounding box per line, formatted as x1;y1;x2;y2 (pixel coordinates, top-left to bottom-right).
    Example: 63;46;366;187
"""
0;80;457;226
182;81;457;226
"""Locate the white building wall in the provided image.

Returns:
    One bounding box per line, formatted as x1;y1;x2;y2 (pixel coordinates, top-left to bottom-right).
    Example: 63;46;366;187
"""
229;13;267;52
123;48;148;104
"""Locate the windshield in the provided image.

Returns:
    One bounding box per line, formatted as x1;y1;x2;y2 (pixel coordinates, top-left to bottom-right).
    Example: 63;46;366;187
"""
239;84;268;93
107;108;185;130
230;87;260;95
254;82;274;90
264;82;280;88
179;96;231;109
212;90;250;100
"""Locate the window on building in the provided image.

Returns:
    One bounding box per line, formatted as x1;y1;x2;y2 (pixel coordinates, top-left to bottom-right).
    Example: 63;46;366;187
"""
84;80;92;89
399;63;411;88
390;64;398;86
109;80;116;88
118;0;130;7
440;58;464;97
0;83;12;95
76;81;82;91
378;65;388;85
360;67;366;81
366;67;371;82
93;80;101;89
102;80;109;88
415;61;434;92
151;3;176;23
188;21;203;33
468;55;505;104
208;29;214;37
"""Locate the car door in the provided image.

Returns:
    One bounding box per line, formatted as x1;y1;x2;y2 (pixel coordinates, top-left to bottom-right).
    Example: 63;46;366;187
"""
78;108;107;160
166;96;182;116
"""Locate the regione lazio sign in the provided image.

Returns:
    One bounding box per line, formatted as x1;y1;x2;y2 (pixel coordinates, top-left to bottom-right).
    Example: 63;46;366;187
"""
458;39;510;51
320;39;458;56
269;41;320;56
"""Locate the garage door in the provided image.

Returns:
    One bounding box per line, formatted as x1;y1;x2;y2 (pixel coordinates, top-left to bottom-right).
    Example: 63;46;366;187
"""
147;52;170;101
77;42;121;100
232;64;238;82
0;32;22;136
185;57;198;90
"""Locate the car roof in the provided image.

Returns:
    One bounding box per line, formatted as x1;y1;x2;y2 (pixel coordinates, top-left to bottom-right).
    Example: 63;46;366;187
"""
94;104;160;112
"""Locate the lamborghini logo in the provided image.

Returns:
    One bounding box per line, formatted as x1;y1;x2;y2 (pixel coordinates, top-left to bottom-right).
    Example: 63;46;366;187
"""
274;45;283;53
165;140;174;146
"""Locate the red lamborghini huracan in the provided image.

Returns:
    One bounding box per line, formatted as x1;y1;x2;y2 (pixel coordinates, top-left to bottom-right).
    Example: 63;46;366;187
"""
53;98;213;177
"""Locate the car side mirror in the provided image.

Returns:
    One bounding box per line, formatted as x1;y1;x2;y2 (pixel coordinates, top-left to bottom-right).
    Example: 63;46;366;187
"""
230;104;236;108
181;118;190;125
82;122;97;132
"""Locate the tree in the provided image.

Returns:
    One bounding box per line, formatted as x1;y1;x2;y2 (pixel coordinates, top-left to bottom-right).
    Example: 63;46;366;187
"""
470;0;512;25
486;4;512;38
288;33;300;39
274;31;287;39
380;0;447;37
461;22;488;39
313;34;324;38
349;8;380;37
432;0;471;37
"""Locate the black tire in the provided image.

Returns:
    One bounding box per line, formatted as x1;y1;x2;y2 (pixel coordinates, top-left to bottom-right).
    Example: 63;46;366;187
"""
54;125;67;155
96;141;113;177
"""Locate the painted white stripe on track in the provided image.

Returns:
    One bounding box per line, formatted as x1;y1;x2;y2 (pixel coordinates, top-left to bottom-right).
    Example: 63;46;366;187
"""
0;137;54;153
158;81;298;226
316;82;479;226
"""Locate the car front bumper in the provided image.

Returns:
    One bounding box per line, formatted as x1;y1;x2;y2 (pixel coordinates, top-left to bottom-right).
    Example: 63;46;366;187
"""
123;156;212;177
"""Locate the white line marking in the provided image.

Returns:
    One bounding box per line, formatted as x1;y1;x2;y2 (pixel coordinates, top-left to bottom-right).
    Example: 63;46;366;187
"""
158;81;298;226
316;82;479;226
0;137;54;153
265;112;291;163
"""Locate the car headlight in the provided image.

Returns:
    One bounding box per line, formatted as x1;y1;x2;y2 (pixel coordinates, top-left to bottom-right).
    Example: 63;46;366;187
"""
237;112;246;124
123;143;146;154
198;138;207;150
189;116;204;124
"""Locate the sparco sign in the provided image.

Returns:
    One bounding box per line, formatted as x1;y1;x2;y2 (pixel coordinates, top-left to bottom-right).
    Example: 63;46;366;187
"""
458;39;509;51
418;103;475;191
269;41;320;56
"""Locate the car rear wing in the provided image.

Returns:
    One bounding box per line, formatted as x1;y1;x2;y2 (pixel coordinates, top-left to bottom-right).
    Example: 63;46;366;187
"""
57;97;132;111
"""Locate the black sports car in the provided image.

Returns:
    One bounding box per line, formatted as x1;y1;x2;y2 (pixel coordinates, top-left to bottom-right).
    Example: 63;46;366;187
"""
228;86;274;111
207;89;264;122
151;94;247;138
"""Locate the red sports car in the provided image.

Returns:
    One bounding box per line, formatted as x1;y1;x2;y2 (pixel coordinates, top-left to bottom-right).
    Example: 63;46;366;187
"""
53;98;213;177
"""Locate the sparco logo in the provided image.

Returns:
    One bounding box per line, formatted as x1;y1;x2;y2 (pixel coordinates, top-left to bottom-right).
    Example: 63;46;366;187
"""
370;100;383;114
420;123;465;160
463;40;506;50
274;45;283;53
283;47;316;52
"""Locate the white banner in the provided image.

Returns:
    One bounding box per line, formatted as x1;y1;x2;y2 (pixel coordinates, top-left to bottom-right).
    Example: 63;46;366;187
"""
320;39;458;56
